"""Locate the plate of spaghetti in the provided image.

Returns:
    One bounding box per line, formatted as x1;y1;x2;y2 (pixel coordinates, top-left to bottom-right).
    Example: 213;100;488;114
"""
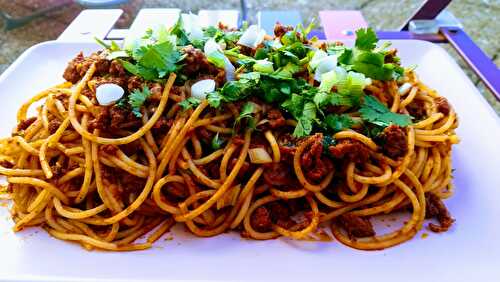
1;18;500;282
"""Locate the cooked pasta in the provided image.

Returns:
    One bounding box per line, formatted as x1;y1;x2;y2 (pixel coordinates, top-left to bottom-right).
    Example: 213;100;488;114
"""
0;20;459;251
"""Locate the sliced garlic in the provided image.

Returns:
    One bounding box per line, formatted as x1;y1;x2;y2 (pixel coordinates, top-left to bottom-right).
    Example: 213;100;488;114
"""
238;25;266;48
191;79;216;100
95;83;124;106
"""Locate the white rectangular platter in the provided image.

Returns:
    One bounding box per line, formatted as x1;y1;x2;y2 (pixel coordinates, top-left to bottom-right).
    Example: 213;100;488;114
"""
0;40;499;282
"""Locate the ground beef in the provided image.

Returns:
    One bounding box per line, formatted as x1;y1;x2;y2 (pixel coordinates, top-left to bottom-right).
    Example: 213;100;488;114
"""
100;167;122;200
63;52;85;83
88;106;110;131
196;127;214;143
47;119;62;134
250;206;273;232
384;48;399;64
17;117;37;131
426;193;454;233
277;133;296;147
147;82;164;102
166;182;188;199
300;135;323;168
262;162;296;186
100;144;118;155
127;76;144;92
238;45;256;57
328;139;370;163
274;23;293;37
81;87;94;99
88;105;139;132
203;162;220;179
109;106;129;130
181;46;225;85
338;213;375;238
0;160;14;168
435;97;451;115
109;60;126;77
248;133;268;149
118;140;142;156
267;109;286;129
89;76;127;89
268;202;290;223
198;72;226;88
153;116;173;134
231;135;245;146
93;54;111;75
300;134;333;182
228;158;250;178
119;171;146;192
279;146;296;163
63;52;109;83
182;46;208;75
377;125;408;159
406;99;426;120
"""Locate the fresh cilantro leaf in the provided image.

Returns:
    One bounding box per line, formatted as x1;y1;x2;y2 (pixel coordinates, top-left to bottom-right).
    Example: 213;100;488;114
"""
359;95;412;127
258;76;304;103
254;42;272;59
178;97;201;111
206;50;226;69
281;31;300;46
363;124;385;139
209;73;260;106
94;37;111;50
352;61;394;81
204;26;220;38
110;41;121;51
138;41;181;78
203;26;242;47
219;80;255;102
211;132;225;149
313;91;329;108
355;28;378;51
128;86;152;117
206;74;260;108
207;91;222;108
119;39;181;80
325;114;356;133
235;102;256;130
281;94;305;118
223;31;242;44
329;93;358;107
119;59;157;80
293;102;317;137
297;19;316;39
170;16;190;46
107;51;129;60
94;37;128;60
237;102;255;121
269;62;300;79
142;28;154;39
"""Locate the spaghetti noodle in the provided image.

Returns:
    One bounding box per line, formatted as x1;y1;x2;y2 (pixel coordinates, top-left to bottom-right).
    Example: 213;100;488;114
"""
0;22;459;251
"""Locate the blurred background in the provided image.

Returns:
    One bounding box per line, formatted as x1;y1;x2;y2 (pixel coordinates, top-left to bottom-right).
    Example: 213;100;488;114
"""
0;0;498;112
